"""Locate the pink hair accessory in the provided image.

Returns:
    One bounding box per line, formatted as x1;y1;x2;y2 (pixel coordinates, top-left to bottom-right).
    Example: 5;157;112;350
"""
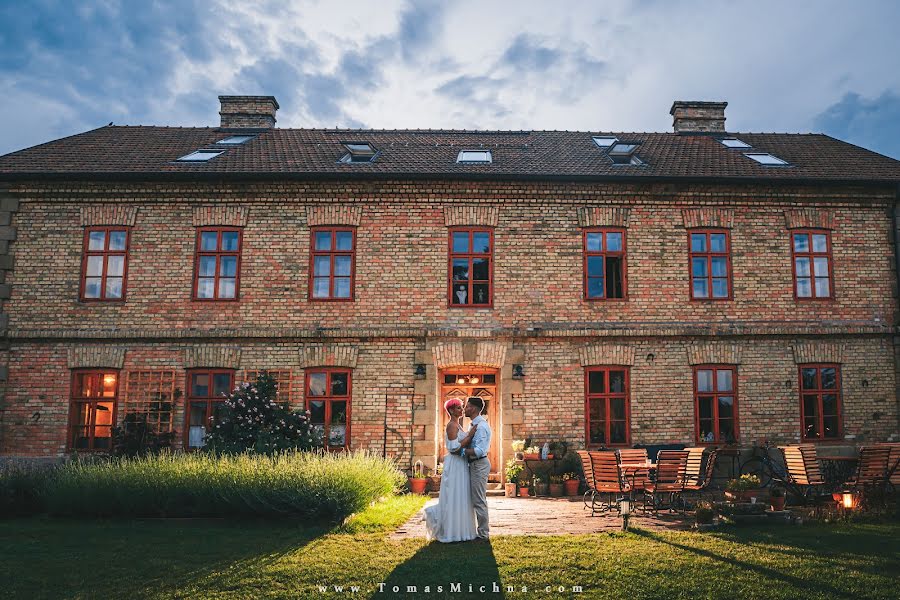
444;398;463;412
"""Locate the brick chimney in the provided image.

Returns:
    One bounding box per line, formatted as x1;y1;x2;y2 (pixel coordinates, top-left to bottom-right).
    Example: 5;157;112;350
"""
218;95;279;129
669;101;727;134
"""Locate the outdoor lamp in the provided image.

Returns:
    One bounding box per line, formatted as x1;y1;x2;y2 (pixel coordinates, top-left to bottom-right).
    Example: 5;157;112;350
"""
413;364;426;379
841;491;857;510
620;498;631;515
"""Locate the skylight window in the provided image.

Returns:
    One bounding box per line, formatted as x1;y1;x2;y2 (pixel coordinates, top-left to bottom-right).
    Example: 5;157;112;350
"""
176;150;224;162
744;152;789;166
457;150;492;164
719;138;751;149
592;136;618;148
216;135;255;145
607;142;644;166
340;142;377;163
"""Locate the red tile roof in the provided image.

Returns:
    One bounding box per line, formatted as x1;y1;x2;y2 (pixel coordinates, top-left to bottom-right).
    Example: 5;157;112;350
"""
1;126;899;183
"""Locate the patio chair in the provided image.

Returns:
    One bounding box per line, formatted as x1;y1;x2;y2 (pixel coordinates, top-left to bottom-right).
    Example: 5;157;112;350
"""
577;450;597;511
874;443;900;493
847;446;893;508
584;450;630;515
618;448;651;490
779;444;826;502
683;447;719;503
643;450;688;513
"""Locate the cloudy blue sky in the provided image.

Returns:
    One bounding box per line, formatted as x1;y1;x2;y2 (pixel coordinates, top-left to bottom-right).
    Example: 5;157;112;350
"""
1;0;899;159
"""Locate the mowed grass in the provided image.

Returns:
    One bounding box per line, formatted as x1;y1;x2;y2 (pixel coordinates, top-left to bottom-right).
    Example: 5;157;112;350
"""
1;495;898;600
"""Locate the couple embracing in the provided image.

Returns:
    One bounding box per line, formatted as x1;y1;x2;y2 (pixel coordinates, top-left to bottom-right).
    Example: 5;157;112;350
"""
424;396;491;543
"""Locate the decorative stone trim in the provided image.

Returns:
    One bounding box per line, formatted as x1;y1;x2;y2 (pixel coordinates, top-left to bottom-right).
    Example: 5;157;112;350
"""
431;343;465;368
67;346;126;369
430;341;507;368
305;205;363;226
579;344;635;367
686;343;742;365
80;206;139;227
298;344;359;368
183;346;242;369
476;341;507;368
577;206;630;228
681;208;734;229
792;342;844;364
784;209;834;230
192;206;249;227
443;205;499;227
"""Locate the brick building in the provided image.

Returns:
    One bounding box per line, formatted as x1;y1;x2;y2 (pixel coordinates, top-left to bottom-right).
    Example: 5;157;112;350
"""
0;96;898;480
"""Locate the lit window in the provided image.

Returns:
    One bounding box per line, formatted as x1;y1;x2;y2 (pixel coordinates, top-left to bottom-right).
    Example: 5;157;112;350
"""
216;135;255;145
69;371;118;451
585;367;630;447
694;366;738;444
592;136;618;148
194;227;242;300
584;229;626;300
457;150;492;163
310;228;356;300
81;227;129;301
608;143;644;165
176;150;224;162
719;138;751;149
340;142;377;163
306;369;351;449
744;152;789;166
799;365;842;441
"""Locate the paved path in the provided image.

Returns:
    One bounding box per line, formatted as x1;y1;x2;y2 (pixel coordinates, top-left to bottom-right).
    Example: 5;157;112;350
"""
390;496;691;539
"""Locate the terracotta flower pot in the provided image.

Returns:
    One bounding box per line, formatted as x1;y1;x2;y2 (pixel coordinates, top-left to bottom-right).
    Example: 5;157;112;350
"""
523;453;540;461
564;479;580;496
505;483;517;497
519;486;531;498
770;496;786;511
408;477;428;495
549;483;564;497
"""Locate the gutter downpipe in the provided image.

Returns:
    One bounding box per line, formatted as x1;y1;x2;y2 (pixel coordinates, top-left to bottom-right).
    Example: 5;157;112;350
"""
892;184;900;441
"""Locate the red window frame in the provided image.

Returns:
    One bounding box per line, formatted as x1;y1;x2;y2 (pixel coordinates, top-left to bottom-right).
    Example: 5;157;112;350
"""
693;365;739;444
790;229;834;300
184;369;234;450
193;227;242;301
80;226;130;302
305;368;352;450
448;227;493;308
688;229;732;300
798;364;843;441
583;228;627;301
584;366;631;448
68;369;119;451
308;227;356;301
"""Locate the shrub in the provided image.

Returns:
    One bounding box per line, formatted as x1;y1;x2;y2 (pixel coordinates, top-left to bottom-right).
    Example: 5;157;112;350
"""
205;372;318;454
726;474;761;492
43;450;405;521
113;413;176;457
505;459;524;482
0;463;51;517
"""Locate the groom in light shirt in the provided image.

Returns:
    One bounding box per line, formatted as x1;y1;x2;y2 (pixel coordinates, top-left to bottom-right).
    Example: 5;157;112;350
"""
461;396;491;540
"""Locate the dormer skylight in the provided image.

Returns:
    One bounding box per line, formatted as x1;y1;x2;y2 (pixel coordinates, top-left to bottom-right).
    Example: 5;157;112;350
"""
176;150;224;162
607;142;644;166
216;135;255;145
744;152;789;166
592;136;618;148
719;138;751;149
457;150;492;164
340;142;377;163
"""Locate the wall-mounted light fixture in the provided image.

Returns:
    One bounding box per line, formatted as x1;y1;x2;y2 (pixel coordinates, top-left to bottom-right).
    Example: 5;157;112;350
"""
646;352;655;363
784;380;792;389
455;375;480;384
414;364;426;379
861;379;870;388
512;364;525;379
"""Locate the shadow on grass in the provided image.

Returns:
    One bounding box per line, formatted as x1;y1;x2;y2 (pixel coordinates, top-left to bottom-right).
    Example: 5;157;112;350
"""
378;539;504;599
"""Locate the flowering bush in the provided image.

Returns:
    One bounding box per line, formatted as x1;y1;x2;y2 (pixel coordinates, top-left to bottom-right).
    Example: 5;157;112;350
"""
726;473;762;492
205;372;319;454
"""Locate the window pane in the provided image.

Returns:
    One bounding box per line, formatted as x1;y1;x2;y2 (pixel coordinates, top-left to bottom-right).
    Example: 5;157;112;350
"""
452;259;469;281
334;255;352;277
606;232;622;252
218;278;236;298
710;234;726;253
606;256;623;298
213;373;232;397
717;369;733;392
586;232;602;252
86;255;104;277
803;394;819;419
452;231;469;253
610;398;626;420
197;278;215;298
200;231;218;251
718;396;734;418
793;233;809;253
312;277;330;298
587;277;604;298
308;373;327;396
331;372;349;395
822;394;838;415
609;370;626;393
693;280;709;298
814;277;830;297
199;256;216;277
84;278;102;298
692;258;708;277
698;396;714;420
88;231;106;251
712;279;729;298
823;416;840;438
101;373;117;397
105;277;123;299
801;369;818;390
699;420;715;442
472;283;489;304
473;232;491;253
795;257;810;277
335;231;353;251
109;231;127;250
610;421;626;444
803;418;819;439
813;257;829;277
314;256;331;276
315;231;332;251
334;278;351;298
697;370;713;392
219;256;237;277
587;256;604;277
452;284;468;305
191;374;210;397
718;420;735;442
188;403;208;448
309;400;325;424
107;255;125;277
812;234;828;253
589;401;606;444
588;370;605;394
330;400;347;424
221;232;239;251
711;257;727;277
796;278;812;297
821;368;837;389
690;234;707;252
472;258;489;280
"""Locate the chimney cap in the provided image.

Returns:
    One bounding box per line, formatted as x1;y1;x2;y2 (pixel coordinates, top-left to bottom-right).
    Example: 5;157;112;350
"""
218;95;280;110
669;100;727;115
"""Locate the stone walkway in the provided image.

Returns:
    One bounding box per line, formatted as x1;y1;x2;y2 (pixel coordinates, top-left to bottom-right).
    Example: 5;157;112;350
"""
390;496;691;539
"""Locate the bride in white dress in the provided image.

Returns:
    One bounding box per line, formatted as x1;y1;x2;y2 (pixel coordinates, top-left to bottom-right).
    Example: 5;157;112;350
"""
424;398;479;543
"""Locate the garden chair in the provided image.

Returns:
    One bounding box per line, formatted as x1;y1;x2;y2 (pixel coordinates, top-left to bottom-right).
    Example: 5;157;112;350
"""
584;450;630;515
847;446;893;508
779;444;826;502
643;450;688;513
618;447;652;491
874;443;900;493
683;447;719;503
577;450;597;511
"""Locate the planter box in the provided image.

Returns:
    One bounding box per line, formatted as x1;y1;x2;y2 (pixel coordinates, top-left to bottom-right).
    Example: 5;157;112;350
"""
523;453;540;461
505;483;517;497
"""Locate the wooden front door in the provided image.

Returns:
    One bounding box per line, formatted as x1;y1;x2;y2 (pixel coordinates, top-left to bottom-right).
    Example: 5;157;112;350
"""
439;369;499;477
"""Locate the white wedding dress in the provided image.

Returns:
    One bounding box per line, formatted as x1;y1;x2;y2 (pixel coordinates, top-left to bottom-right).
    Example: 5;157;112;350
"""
424;427;477;542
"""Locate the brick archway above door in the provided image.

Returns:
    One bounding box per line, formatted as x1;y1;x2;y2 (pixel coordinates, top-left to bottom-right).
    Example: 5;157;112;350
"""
431;341;507;369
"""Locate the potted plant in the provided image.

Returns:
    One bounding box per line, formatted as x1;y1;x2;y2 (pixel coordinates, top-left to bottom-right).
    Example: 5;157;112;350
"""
523;446;541;461
428;462;443;493
518;475;531;497
548;441;568;461
562;472;580;496
408;461;428;495
511;439;526;461
695;501;716;526
533;475;549;497
505;459;524;497
725;474;762;502
769;486;786;511
549;474;564;497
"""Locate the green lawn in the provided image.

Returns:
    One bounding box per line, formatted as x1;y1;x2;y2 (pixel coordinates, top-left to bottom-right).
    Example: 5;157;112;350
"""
1;495;898;599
